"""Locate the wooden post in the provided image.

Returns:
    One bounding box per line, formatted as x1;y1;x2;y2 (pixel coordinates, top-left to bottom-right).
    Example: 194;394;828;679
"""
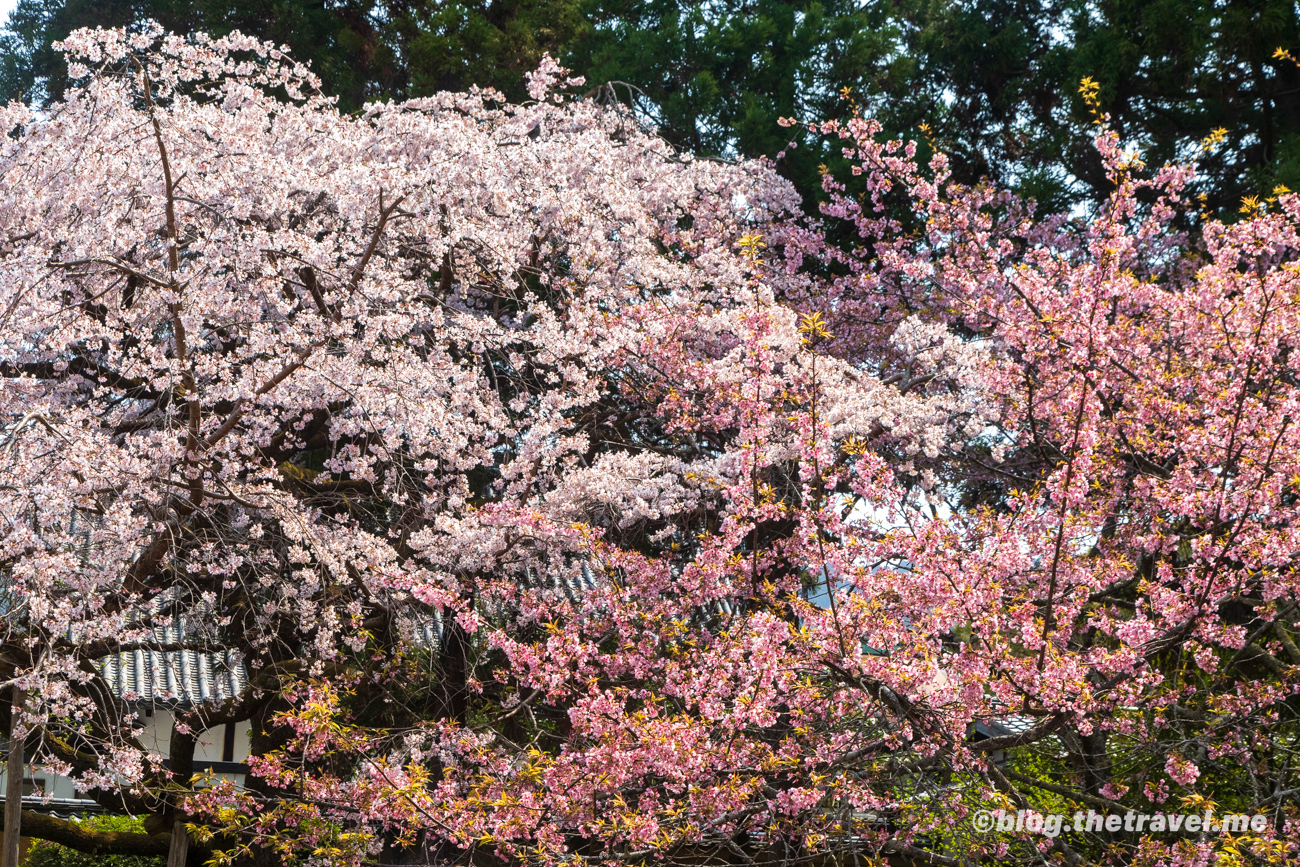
165;716;196;867
1;686;25;867
166;817;189;867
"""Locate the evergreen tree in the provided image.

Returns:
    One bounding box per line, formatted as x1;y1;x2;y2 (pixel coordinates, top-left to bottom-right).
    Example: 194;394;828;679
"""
0;0;583;110
2;0;1299;215
911;0;1300;215
565;0;925;209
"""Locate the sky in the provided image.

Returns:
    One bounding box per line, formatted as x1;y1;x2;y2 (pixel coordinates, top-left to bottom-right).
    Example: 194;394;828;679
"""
0;0;14;31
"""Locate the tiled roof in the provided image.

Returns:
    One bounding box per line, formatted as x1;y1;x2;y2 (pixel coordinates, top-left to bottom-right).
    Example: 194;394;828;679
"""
93;585;248;707
85;556;742;706
97;645;248;707
973;715;1037;739
93;565;606;706
521;562;602;602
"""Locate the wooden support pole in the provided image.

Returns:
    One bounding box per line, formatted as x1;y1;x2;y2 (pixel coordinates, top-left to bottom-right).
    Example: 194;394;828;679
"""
165;714;196;867
1;686;25;867
165;818;189;867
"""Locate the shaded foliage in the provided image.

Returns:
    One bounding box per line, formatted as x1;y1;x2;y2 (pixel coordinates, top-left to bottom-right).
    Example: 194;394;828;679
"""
4;0;1300;215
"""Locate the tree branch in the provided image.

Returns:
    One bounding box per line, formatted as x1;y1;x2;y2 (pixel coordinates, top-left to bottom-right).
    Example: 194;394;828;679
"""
4;811;171;857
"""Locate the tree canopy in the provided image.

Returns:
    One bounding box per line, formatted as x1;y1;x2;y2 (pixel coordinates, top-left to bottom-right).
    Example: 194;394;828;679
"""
2;0;1299;215
2;25;1300;867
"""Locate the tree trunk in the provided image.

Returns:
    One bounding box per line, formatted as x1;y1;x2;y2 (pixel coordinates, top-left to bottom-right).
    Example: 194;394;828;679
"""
1;686;25;867
439;612;469;725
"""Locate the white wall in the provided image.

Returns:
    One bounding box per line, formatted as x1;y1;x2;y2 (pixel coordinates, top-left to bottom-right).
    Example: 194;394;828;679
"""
2;709;251;808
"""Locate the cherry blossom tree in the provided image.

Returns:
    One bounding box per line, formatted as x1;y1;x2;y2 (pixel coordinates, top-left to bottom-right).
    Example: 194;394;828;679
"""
193;101;1300;867
0;22;823;865
1;26;1298;867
